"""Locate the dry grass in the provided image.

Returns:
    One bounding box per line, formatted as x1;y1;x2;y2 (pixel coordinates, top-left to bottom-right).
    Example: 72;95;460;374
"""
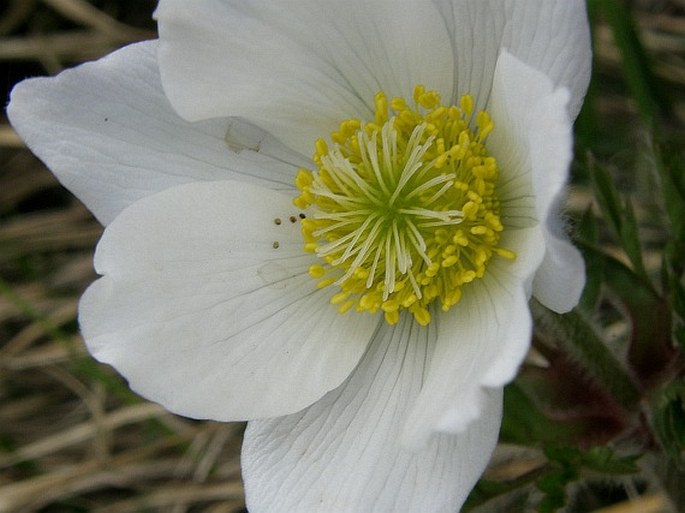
0;1;683;512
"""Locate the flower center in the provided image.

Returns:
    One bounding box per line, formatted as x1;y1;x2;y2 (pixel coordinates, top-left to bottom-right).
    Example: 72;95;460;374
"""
294;86;515;326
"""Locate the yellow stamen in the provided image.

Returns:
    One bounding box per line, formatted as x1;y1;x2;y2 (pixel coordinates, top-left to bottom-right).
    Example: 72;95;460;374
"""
295;85;516;325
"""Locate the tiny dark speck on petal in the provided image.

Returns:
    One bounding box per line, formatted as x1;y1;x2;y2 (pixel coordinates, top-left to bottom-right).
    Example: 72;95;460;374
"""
289;216;297;223
274;218;282;225
272;241;280;249
299;213;306;219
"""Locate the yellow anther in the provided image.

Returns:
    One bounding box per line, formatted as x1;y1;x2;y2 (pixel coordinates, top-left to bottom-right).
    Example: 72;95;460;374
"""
309;265;326;278
425;262;441;277
359;293;376;310
424;283;439;299
374;92;388;125
470;226;490;236
314;138;329;161
384;310;400;325
442;288;462;310
333;120;362;143
449;145;466;160
344;119;361;135
391;97;409;111
461;270;476;283
453;180;469;191
401;294;418;308
381;299;400;313
495;248;517;260
331;291;351;305
412;307;431;326
453;231;469;247
301;218;317;233
485;212;504;231
295;168;313;189
418;90;440;109
434;153;449;169
413;85;426;105
460;94;474;116
434;229;449;244
338;299;356;314
317;278;336;289
354;267;370;280
476;111;494;140
474;248;489;266
463;201;479;219
427;107;448;123
293;196;309;209
442;255;458;267
467;190;483;203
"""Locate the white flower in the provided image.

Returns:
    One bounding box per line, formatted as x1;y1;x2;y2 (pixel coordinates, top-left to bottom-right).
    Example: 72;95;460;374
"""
8;1;591;512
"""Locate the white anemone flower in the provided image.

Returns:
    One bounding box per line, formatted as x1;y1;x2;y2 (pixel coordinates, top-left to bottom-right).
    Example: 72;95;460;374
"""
8;1;591;511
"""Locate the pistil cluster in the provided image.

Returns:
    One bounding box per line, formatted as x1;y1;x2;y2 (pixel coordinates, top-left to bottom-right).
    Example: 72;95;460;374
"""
295;86;515;326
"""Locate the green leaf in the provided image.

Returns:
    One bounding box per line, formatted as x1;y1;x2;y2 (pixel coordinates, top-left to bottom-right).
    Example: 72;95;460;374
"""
581;447;640;475
665;267;685;353
577;207;603;311
588;159;649;282
655;143;685;281
592;0;671;122
531;301;641;411
653;381;685;463
577;244;675;386
676;324;685;355
462;475;540;512
620;196;648;279
536;475;567;513
658;147;685;242
535;448;579;513
500;384;587;446
589;158;624;238
534;446;638;513
654;141;685;353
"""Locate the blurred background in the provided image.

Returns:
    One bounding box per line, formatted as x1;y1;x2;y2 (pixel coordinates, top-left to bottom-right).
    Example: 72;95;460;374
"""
0;1;683;512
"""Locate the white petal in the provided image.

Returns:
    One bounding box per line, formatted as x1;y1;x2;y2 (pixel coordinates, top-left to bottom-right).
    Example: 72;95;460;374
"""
7;40;306;226
242;314;502;513
487;51;585;312
532;221;587;312
403;226;544;448
80;181;378;420
155;0;453;154
435;0;591;117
